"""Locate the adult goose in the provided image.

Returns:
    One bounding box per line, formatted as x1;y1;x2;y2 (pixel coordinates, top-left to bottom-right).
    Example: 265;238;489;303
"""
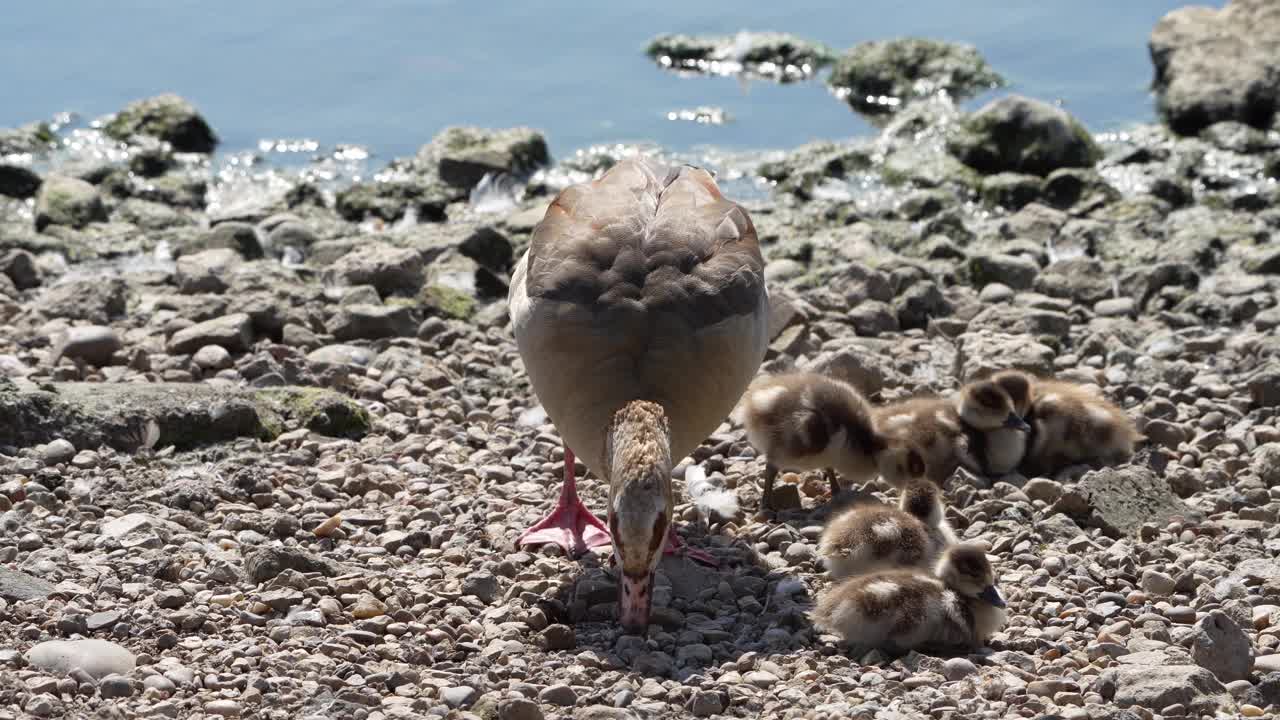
508;157;769;632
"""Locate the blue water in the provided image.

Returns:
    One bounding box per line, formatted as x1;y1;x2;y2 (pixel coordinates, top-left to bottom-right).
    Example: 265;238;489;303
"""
1;1;1199;162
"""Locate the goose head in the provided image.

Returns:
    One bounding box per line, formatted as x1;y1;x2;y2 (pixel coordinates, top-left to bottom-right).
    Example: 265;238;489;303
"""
604;400;673;634
989;369;1033;419
937;544;1005;608
873;440;927;488
957;379;1029;433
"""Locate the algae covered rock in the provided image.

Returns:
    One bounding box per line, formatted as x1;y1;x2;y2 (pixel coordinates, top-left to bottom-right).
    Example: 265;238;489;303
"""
828;38;1003;115
103;94;218;153
948;95;1101;176
34;175;107;231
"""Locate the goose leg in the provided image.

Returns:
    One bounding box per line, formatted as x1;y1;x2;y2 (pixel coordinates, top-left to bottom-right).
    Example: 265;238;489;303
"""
760;463;778;510
517;447;612;556
825;468;841;498
663;526;718;567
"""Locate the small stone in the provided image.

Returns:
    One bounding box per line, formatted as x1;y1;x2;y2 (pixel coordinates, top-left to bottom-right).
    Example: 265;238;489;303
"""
461;571;500;604
350;593;387;619
543;623;576;651
205;699;242;717
942;657;978;680
313;513;342;537
1241;705;1265;717
689;690;725;717
192;345;232;371
40;439;75;465
499;697;545;720
98;674;134;699
540;684;578;706
744;670;779;688
1141;570;1177;597
442;686;479;709
1192;611;1255;682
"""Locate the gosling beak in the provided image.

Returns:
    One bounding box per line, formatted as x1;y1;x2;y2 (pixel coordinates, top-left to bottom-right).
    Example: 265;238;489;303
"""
1003;413;1031;432
618;569;654;634
978;584;1006;608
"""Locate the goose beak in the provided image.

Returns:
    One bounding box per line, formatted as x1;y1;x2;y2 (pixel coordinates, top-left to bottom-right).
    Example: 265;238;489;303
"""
1003;413;1031;432
979;584;1006;608
618;569;654;634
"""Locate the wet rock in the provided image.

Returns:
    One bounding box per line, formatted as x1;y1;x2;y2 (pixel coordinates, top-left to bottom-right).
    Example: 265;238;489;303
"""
35;175;107;231
103;93;218;153
167;313;253;354
1192;610;1255;682
48;325;121;367
324;244;424;297
1149;0;1280;135
948;95;1102;176
243;546;342;584
0;163;42;199
423;126;551;190
176;248;242;294
1078;466;1196;538
647;31;835;81
38;277;129;323
334;179;452;223
325;303;415;341
25;639;136;680
1103;664;1227;714
828;37;1002;115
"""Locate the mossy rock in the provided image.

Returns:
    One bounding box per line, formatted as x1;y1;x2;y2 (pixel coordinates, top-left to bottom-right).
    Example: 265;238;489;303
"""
253;387;371;439
420;284;476;320
103;94;219;153
948;95;1102;177
645;31;836;75
828;38;1003;115
34;175;107;231
0;378;368;451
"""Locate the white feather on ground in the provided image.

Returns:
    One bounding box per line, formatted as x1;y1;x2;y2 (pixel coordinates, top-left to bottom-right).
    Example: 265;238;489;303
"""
684;463;740;521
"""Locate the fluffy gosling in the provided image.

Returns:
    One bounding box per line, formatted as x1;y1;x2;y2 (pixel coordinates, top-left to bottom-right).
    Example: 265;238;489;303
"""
995;370;1143;477
818;481;957;580
872;396;971;487
812;543;1008;655
955;373;1033;476
734;372;927;509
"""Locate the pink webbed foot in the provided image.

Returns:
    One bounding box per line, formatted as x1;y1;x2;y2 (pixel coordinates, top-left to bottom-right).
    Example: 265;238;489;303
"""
664;527;719;568
518;448;613;557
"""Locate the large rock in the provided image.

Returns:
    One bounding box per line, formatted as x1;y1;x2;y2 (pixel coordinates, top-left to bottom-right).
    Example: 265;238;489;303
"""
828;38;1003;115
1192;610;1255;682
0;377;368;450
0;566;56;602
954;330;1055;381
0;163;42;199
948;95;1102;176
1149;0;1280;135
103;94;218;153
167;313;253;354
176;248;242;294
323;244;424;297
182;222;264;260
0;249;41;290
1249;362;1280;407
47;326;121;367
334;179;453;223
1102;664;1228;714
34;175;107;231
421;126;551;189
1255;443;1280;486
25;639;136;680
38;277;129;323
646;31;835;81
325;304;416;341
1077;466;1197;538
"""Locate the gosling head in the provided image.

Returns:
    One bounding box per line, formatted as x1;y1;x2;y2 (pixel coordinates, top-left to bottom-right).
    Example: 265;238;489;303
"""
898;480;944;528
874;439;927;488
604;400;673;635
957;379;1030;433
937;544;1005;608
989;369;1033;418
